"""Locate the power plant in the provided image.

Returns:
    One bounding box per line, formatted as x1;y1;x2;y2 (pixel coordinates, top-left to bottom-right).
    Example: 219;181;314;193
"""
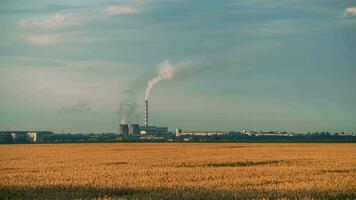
118;60;175;140
118;99;171;140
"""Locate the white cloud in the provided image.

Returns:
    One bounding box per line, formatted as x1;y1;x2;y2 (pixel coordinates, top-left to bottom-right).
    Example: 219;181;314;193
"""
17;5;140;46
345;7;356;16
104;6;138;16
19;13;81;29
20;32;96;45
21;34;59;45
18;6;139;30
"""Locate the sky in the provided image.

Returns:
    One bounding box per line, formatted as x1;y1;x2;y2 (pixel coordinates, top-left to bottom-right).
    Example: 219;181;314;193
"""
0;0;355;133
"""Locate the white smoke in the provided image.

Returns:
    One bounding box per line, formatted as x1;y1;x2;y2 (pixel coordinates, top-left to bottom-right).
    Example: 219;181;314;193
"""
118;58;190;123
145;59;175;100
118;97;137;124
118;89;139;124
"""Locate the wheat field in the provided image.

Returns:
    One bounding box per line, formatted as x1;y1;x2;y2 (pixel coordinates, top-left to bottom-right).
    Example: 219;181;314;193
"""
0;143;355;199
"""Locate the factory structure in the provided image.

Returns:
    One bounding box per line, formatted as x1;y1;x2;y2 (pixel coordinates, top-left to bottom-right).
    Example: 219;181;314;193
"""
0;131;117;143
2;99;352;144
118;99;172;140
1;98;354;144
116;99;308;142
2;96;353;144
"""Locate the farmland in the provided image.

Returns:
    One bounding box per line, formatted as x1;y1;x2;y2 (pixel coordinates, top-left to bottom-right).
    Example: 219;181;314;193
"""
0;143;355;199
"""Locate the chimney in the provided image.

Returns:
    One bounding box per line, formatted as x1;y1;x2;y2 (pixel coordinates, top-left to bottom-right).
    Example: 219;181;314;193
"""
145;100;148;127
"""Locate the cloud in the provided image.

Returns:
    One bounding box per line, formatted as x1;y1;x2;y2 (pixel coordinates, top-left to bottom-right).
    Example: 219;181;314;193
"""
104;6;138;16
19;13;81;29
345;7;356;16
17;4;141;46
242;19;300;37
21;34;59;45
59;101;95;114
0;4;92;14
20;32;96;45
19;6;139;30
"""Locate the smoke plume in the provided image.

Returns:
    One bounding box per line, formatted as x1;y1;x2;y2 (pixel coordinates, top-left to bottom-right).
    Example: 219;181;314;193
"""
119;43;273;123
118;59;192;124
145;59;175;100
118;97;136;124
118;89;139;124
59;101;95;114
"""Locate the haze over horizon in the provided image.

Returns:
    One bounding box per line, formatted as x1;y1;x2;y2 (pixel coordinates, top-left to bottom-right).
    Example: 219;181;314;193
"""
0;0;355;133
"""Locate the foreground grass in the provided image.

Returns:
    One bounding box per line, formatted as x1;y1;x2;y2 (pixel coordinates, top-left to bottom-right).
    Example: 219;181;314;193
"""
0;143;355;199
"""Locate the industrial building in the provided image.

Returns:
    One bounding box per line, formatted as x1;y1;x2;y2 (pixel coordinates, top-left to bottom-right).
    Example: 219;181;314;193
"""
0;131;54;143
119;124;171;139
27;131;54;142
175;129;227;137
119;124;141;135
119;124;129;135
0;133;11;143
129;124;140;135
118;99;172;140
140;126;169;135
10;132;27;142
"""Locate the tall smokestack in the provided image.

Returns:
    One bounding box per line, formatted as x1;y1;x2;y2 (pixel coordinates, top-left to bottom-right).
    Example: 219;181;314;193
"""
145;100;148;127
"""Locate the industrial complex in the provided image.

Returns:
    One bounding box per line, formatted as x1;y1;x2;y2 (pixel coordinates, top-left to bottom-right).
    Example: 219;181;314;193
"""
0;99;355;144
118;99;172;140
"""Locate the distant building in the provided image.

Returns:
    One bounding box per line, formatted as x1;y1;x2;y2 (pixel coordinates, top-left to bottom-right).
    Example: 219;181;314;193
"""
255;133;294;137
129;124;140;135
140;126;169;135
10;132;27;142
119;124;129;135
0;131;55;143
175;128;182;137
338;133;355;136
47;133;90;142
242;130;257;136
0;133;11;143
139;126;172;140
178;131;226;136
27;131;54;142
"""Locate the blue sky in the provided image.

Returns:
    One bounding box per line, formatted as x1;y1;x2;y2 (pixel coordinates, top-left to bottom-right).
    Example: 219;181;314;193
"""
0;0;355;133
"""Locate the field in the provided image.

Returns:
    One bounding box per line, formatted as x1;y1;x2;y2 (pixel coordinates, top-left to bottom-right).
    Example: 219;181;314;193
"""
0;143;355;199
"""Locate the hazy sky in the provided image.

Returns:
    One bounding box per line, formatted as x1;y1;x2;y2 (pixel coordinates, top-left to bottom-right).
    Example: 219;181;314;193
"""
0;0;355;133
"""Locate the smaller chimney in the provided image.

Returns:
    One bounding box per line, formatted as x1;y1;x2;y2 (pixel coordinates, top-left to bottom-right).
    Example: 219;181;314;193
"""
145;100;148;127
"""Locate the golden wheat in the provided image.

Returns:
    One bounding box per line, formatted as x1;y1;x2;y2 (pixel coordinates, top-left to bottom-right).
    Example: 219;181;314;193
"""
0;143;355;199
